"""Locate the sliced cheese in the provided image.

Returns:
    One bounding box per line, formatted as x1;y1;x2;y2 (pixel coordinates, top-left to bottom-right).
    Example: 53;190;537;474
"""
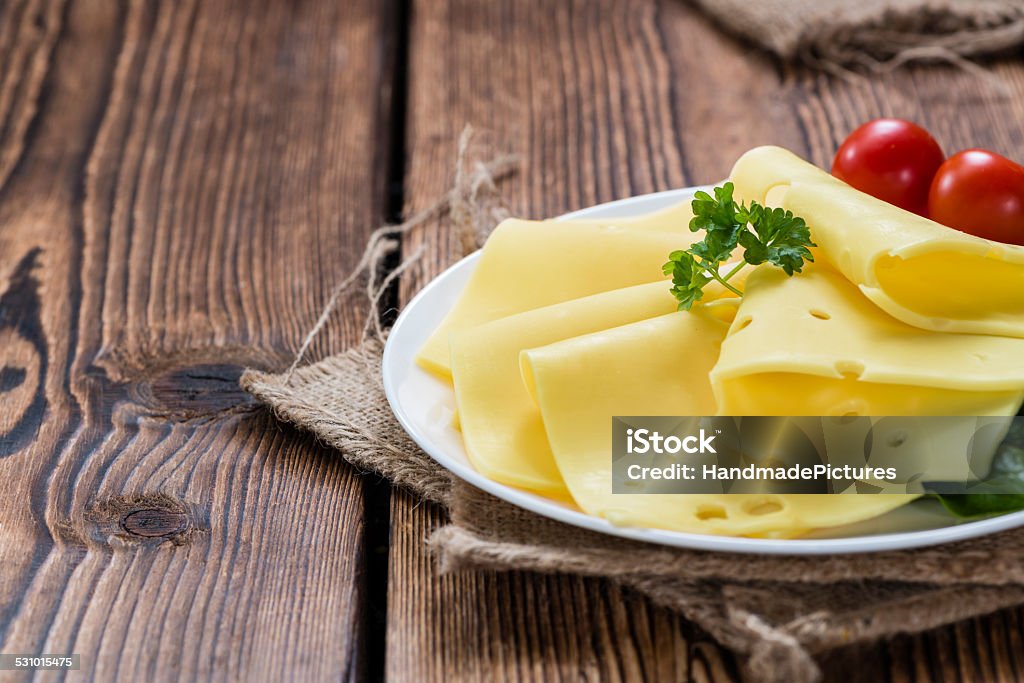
730;146;1024;338
418;201;696;379
713;265;1024;489
449;282;682;498
729;145;844;206
521;310;915;536
712;264;1024;414
559;199;695;232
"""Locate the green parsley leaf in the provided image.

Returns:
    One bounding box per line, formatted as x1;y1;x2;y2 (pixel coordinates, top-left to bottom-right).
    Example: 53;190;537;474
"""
667;182;816;309
688;185;743;264
663;251;711;311
745;205;815;275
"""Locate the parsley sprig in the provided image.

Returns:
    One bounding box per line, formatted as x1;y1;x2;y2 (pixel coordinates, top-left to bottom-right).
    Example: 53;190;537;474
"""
663;182;817;310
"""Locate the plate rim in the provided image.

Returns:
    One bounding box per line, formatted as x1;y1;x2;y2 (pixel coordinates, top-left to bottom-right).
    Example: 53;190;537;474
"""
383;187;1024;555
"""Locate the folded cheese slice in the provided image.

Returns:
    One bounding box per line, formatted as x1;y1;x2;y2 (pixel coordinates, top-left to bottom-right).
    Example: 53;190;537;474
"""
418;201;695;379
449;282;682;497
712;264;1024;416
730;146;1024;338
713;265;1024;488
521;310;916;537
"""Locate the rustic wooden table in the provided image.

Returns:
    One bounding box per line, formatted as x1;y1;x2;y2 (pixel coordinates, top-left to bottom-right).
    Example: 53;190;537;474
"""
2;0;1024;680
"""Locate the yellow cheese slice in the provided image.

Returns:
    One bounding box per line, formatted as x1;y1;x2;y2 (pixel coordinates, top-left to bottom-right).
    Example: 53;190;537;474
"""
729;145;845;205
418;201;696;379
449;282;682;497
712;264;1024;416
521;310;915;536
730;146;1024;338
558;199;695;232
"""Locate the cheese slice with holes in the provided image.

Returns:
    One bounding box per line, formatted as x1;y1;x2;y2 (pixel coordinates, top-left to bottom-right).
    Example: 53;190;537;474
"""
449;282;684;497
730;146;1024;338
417;201;696;379
521;310;916;536
712;264;1024;417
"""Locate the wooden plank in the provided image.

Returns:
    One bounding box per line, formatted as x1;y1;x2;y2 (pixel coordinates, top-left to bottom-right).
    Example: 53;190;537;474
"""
394;0;1024;681
0;0;395;679
392;0;787;680
388;490;694;682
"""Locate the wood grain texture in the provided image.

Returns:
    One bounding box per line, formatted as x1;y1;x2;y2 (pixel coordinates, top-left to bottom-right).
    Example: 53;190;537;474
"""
0;0;395;679
387;490;696;682
4;0;1024;681
393;0;1024;681
393;1;777;681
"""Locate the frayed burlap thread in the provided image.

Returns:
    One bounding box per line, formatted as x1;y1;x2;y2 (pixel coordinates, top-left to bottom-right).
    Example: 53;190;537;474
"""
241;130;1024;682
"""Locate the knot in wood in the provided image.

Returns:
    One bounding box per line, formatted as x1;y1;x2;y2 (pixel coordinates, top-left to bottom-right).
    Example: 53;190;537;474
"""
121;508;188;538
132;363;256;421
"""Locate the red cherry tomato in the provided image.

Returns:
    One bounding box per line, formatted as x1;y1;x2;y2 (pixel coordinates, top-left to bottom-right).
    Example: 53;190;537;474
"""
832;118;945;216
928;149;1024;246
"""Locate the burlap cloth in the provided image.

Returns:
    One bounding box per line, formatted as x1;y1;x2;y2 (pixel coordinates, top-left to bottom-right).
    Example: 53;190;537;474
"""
695;0;1024;70
240;132;1024;681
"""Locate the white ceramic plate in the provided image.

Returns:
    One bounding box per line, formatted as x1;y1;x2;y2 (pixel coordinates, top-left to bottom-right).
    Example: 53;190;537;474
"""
382;187;1024;554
